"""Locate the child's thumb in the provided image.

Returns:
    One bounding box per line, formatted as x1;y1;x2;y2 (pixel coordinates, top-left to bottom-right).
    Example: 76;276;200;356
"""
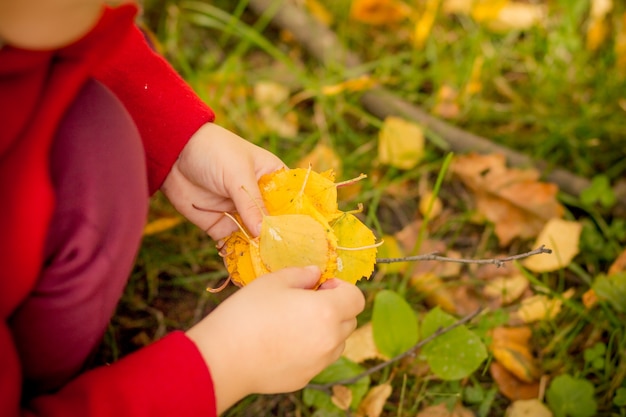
276;265;321;289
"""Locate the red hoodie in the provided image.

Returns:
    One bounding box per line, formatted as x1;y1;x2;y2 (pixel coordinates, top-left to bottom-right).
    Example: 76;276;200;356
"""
0;4;217;416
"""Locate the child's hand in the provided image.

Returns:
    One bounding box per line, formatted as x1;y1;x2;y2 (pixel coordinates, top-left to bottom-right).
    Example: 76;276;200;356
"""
161;123;286;240
186;266;365;414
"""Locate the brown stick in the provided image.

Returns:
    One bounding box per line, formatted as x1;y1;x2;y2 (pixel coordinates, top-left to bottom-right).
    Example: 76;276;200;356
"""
246;0;626;208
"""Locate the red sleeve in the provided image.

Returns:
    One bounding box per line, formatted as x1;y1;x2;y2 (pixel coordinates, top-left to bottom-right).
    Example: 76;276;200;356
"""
26;332;217;417
94;16;215;194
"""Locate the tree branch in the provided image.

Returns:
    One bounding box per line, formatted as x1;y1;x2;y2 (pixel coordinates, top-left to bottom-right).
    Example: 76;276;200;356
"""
376;245;552;268
306;308;483;392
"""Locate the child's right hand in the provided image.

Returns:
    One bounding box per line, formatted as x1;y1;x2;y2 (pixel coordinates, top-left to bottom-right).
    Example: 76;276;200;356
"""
186;266;365;414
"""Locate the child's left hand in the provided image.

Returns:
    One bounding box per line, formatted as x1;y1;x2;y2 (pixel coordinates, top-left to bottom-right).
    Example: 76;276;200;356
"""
161;123;286;241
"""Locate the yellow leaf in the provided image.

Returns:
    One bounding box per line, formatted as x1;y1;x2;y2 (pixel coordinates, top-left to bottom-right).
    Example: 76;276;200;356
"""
490;326;540;383
419;190;443;219
378;116;425;170
260;214;338;280
489;362;540;401
221;167;377;288
411;272;457;313
514;289;574;324
321;75;378;96
472;1;546;33
343;322;388;363
376;235;407;275
587;17;609;51
506;399;553;417
350;0;411;25
483;274;529;305
296;143;343;178
442;0;472;15
412;0;441;49
143;216;184;236
522;218;582;272
357;383;393;417
305;0;334;26
333;214;378;284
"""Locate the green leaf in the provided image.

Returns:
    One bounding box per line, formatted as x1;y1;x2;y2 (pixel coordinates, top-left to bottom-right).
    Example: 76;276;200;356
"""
592;272;626;313
372;290;419;358
302;357;370;412
580;175;616;208
546;374;597;417
420;307;487;380
614;387;626;407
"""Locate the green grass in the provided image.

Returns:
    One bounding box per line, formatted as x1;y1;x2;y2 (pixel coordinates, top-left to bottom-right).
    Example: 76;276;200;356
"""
96;1;626;415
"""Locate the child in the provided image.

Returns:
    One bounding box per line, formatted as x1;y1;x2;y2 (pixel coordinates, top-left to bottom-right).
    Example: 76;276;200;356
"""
0;1;365;415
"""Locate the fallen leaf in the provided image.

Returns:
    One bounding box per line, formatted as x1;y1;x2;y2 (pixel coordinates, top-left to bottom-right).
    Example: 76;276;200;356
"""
514;288;575;324
296;143;343;178
490;326;541;383
305;0;334;26
505;399;552;417
522;219;582;272
357;383;393;417
473;1;546;33
419;190;444;219
608;247;626;275
442;0;472;15
452;153;564;246
483;273;529;305
416;402;474;417
412;0;441;49
376;235;407;275
331;385;353;410
433;84;460;119
490;362;540;401
254;81;299;138
143;217;184;236
412;272;457;313
343;322;388;363
321;75;378;96
378;116;425;170
350;0;411;25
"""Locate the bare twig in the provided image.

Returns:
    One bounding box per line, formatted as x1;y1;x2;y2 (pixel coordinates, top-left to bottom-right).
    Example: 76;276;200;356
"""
306;308;483;393
376;245;552;268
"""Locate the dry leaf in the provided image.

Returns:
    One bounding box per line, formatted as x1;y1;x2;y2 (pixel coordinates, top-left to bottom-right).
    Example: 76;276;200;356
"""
350;0;411;25
357;383;393;417
416;402;474;417
343;322;388;363
442;0;472;15
514;288;575;324
490;326;540;383
305;0;334;26
608;247;626;275
490;362;540;401
505;399;552;417
321;75;378;96
522;219;582;272
254;81;299;138
433;84;460;119
220;168;376;287
419;190;444;219
452;153;564;246
143;217;184;236
378;116;425;170
331;385;353;410
483;274;529;305
413;0;441;49
296;143;343;178
473;1;546;33
412;272;457;313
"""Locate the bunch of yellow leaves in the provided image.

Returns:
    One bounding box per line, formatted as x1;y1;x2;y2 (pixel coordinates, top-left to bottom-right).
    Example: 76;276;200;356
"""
217;167;379;289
